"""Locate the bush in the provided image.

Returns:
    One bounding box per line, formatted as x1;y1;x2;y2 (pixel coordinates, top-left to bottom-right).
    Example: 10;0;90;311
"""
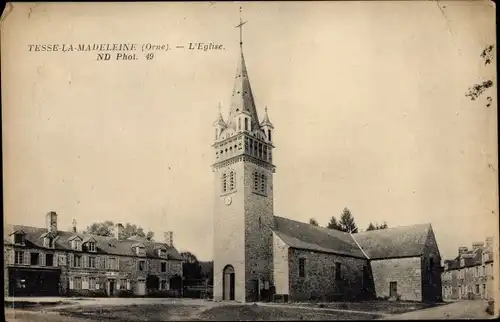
486;300;494;316
116;290;134;298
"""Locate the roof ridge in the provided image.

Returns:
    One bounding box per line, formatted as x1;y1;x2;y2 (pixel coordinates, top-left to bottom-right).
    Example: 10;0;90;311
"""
349;233;370;259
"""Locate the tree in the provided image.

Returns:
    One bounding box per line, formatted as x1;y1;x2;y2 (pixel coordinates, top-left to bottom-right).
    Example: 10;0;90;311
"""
378;221;388;229
309;218;319;226
83;221;114;236
366;222;376;231
123;223;145;239
83;221;150;239
146;231;155;241
366;221;389;231
181;251;203;284
326;216;342;230
339;207;358;233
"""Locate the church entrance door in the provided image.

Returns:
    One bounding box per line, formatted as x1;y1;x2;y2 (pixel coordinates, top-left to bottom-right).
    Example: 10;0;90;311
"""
223;265;235;301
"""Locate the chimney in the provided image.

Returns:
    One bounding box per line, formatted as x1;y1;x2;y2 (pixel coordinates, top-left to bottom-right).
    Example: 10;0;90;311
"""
72;219;77;233
45;211;58;234
458;246;468;256
472;242;484;251
164;231;173;247
115;223;124;240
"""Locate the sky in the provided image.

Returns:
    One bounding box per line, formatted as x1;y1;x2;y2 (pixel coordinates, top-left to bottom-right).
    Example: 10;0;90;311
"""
2;1;497;262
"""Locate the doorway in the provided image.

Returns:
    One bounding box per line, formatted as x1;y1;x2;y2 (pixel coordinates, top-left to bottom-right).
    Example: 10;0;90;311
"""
137;280;146;296
108;280;115;296
389;281;397;298
223;265;235;301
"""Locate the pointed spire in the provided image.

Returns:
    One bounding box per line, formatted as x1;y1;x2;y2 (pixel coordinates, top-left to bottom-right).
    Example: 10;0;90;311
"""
260;106;274;128
213;102;227;127
226;7;260;131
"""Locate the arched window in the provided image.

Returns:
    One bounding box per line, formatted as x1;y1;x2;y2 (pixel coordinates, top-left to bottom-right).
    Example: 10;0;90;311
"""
268;129;272;141
260;174;266;193
229;171;235;191
253;171;259;191
238;118;241;131
244;118;248;131
222;173;227;193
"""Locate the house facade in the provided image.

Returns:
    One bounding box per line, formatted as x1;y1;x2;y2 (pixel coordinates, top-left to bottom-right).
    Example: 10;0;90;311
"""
212;24;443;303
4;211;183;297
441;238;494;300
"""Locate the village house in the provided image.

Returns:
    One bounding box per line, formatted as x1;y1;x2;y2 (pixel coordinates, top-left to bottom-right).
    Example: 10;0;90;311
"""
4;211;183;297
441;237;494;300
212;21;443;303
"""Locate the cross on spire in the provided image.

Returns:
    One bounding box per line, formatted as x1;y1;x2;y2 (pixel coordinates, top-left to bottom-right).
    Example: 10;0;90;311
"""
235;6;247;48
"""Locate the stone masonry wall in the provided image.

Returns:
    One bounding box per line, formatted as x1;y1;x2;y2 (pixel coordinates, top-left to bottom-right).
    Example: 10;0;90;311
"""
421;228;442;302
244;161;274;302
371;257;422;302
213;161;247;302
288;249;368;302
272;232;289;296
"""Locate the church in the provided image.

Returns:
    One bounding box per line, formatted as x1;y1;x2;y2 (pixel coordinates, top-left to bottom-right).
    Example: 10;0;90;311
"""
212;15;443;304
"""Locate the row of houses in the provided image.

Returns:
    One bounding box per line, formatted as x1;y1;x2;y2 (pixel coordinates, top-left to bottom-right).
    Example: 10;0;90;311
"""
3;211;183;297
441;237;495;300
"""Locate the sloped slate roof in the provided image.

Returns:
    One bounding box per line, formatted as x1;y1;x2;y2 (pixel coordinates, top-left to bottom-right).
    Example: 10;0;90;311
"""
353;223;431;259
4;224;182;260
273;216;366;258
273;216;433;260
445;247;489;270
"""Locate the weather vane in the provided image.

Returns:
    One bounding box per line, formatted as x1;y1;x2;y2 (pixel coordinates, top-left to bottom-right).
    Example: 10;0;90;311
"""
235;6;247;47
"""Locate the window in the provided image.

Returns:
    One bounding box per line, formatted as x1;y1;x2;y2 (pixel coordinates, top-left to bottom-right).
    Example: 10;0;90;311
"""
229;171;235;191
73;277;82;290
238;118;241;131
136;246;146;256
89;277;97;290
429;257;434;271
87;242;96;252
268;129;272;141
89;256;96;268
14;233;24;244
299;258;306;277
43;237;51;248
159;249;167;258
260;174;266;193
259;217;262;229
244;118;248;131
74;255;82;267
109;257;116;270
160;280;168;291
120;279;127;290
222;173;227;193
253;171;259;191
72;240;82;251
15;251;24;264
46;254;54;266
30;253;39;265
475;284;480;294
161;262;167;273
138;260;146;271
335;262;342;280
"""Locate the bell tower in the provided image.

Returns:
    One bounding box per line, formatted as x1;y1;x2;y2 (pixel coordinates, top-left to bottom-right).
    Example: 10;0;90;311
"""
212;7;276;303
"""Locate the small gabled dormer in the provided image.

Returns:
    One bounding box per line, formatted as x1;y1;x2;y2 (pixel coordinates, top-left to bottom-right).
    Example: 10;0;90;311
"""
83;237;97;252
10;230;26;246
132;243;146;257
40;232;55;248
68;235;83;251
155;245;168;258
